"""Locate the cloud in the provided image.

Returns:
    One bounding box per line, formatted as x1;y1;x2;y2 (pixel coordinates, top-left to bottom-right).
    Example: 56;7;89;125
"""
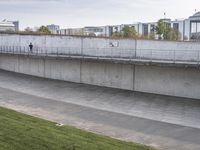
0;0;199;30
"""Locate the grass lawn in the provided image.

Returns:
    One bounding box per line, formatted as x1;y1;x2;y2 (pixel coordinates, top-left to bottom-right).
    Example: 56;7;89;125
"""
0;106;156;150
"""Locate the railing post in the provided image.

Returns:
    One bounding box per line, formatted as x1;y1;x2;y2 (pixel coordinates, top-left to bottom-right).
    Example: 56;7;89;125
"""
174;49;176;63
198;50;200;66
81;37;83;56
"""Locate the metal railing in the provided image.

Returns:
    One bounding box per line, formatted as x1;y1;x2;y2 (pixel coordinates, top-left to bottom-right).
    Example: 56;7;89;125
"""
0;45;200;65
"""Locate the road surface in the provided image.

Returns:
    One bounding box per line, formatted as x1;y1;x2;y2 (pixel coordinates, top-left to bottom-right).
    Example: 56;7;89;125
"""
0;70;200;150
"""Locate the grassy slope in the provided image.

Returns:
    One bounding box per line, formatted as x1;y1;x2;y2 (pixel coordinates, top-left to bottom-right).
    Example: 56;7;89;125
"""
0;106;156;150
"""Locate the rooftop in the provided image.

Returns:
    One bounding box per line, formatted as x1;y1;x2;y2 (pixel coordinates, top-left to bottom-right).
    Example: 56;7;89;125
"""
190;12;200;19
0;20;15;27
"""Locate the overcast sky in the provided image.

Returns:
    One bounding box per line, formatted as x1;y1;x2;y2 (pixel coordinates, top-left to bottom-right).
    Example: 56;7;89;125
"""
0;0;199;29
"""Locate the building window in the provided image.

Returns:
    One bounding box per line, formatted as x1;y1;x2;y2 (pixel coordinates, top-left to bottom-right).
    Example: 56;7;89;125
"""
191;22;197;33
150;24;155;33
143;24;148;36
173;23;179;32
191;21;200;40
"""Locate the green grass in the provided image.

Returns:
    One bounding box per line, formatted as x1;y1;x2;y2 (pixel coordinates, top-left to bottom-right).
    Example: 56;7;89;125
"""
0;106;156;150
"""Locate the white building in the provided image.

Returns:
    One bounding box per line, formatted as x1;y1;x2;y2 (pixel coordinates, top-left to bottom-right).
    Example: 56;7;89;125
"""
189;12;200;40
59;28;84;35
47;24;60;34
0;20;19;32
118;12;200;41
54;12;200;41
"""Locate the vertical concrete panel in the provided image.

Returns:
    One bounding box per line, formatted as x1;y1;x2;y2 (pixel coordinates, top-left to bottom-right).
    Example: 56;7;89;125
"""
0;55;18;72
49;59;62;80
29;58;45;77
135;65;200;99
60;60;81;83
44;59;51;79
44;59;81;82
81;61;134;90
18;56;30;74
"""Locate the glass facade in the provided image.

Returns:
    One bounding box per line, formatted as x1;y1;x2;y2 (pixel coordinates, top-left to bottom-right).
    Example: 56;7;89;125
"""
190;21;200;40
173;23;179;32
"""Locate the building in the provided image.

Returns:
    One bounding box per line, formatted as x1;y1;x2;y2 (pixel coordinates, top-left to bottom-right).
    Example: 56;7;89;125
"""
59;28;84;36
83;26;106;36
47;24;60;34
119;12;200;41
189;12;200;40
0;19;19;32
52;12;200;41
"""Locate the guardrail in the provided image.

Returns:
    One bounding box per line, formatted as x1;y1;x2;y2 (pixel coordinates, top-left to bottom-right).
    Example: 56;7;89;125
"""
0;45;200;65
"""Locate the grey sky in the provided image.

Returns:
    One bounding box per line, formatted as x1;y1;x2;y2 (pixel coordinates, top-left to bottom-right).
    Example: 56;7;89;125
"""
0;0;199;29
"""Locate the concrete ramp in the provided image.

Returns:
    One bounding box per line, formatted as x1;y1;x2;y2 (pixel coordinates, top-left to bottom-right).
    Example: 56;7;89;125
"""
0;70;199;129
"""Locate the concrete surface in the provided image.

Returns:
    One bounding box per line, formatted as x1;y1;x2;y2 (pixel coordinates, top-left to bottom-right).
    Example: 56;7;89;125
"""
0;70;200;150
1;54;200;99
0;70;200;129
135;65;200;99
1;33;200;61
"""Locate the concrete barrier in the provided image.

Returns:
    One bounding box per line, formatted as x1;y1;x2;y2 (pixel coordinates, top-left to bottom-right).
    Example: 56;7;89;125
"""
0;54;200;99
135;65;200;99
1;34;200;62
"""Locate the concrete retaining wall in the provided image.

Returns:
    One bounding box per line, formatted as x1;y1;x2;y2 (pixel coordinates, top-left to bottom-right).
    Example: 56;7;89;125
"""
135;65;200;99
0;54;200;99
1;34;200;61
81;61;134;90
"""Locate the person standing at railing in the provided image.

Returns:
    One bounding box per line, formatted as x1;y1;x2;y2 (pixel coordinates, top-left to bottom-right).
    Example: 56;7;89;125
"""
29;43;33;53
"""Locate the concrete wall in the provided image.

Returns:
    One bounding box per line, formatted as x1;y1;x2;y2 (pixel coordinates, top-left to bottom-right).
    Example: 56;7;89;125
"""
136;40;200;61
0;54;200;99
135;65;200;99
81;61;134;90
1;34;200;61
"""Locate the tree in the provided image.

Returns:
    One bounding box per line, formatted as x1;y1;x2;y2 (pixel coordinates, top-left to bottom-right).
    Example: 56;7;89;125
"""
156;20;181;41
24;27;33;33
156;20;165;39
112;32;123;38
122;26;138;38
38;26;51;34
149;32;156;40
163;28;176;40
112;26;138;38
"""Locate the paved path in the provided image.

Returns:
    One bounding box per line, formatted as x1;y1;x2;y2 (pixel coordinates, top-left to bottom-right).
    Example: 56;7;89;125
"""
0;70;200;150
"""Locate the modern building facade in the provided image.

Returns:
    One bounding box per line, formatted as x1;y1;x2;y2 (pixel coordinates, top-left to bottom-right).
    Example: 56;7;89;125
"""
189;12;200;40
0;20;19;32
59;28;84;36
47;24;60;34
51;12;200;41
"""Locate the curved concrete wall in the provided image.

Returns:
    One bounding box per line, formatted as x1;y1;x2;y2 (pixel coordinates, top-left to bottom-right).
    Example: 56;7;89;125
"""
1;34;200;61
0;54;200;99
135;65;200;99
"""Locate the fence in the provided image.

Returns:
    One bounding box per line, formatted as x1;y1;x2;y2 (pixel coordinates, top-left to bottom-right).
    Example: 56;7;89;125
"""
0;45;199;64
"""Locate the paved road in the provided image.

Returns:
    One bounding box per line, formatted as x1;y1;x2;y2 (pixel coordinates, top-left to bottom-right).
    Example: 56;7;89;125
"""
0;70;200;150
